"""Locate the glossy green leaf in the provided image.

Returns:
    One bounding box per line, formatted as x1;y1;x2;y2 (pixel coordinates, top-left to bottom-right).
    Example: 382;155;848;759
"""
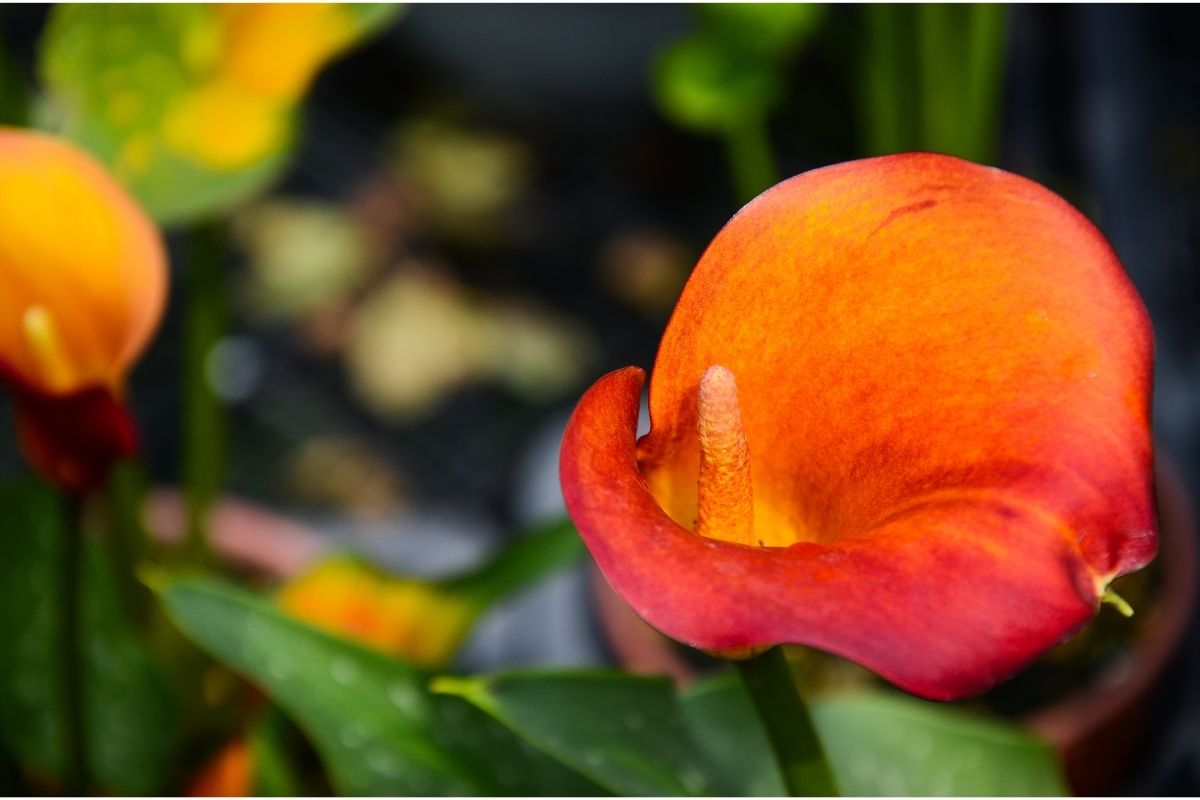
429;694;606;796
434;671;728;796
815;690;1067;796
161;576;602;796
0;481;178;794
685;674;1068;797
38;4;399;225
439;668;1067;798
681;674;788;795
653;36;779;135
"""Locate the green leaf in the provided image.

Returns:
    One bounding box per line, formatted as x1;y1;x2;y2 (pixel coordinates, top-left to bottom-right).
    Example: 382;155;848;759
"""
37;4;283;224
429;694;607;796
441;516;586;608
653;35;779;135
685;674;1068;796
695;3;826;60
0;480;179;794
681;674;786;795
248;708;303;797
37;4;400;225
161;576;602;796
434;671;726;796
815;691;1067;796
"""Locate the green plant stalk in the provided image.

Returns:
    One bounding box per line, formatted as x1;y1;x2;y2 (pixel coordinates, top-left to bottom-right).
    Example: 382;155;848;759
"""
182;222;226;567
724;116;778;204
0;25;28;126
105;460;151;624
60;495;88;794
735;647;837;796
962;3;1009;164
916;3;964;158
860;4;914;155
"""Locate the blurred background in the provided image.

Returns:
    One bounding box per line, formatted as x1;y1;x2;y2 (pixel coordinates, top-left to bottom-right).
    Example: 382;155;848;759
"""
1;4;1199;794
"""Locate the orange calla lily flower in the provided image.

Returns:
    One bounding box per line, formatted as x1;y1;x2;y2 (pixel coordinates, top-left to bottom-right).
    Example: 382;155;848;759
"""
0;129;167;493
561;153;1156;700
164;3;371;172
277;557;475;668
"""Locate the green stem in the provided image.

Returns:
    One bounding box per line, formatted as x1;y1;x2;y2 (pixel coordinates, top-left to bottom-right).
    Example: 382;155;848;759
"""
962;3;1009;164
60;495;88;795
736;647;837;796
182;221;226;568
860;4;914;155
724;116;778;204
105;460;151;624
0;24;29;126
916;3;963;157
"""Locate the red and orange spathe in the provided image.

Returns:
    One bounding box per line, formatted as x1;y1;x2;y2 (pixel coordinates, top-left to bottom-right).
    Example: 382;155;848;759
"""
0;129;167;492
560;153;1156;700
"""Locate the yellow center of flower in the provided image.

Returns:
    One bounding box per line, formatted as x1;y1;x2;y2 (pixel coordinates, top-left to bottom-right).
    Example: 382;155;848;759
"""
691;365;800;548
22;305;78;394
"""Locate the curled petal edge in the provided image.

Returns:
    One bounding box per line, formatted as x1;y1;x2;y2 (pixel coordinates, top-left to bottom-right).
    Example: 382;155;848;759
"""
561;367;1144;700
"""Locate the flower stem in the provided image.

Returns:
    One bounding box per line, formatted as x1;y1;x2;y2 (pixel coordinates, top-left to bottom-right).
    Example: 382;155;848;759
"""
735;647;837;796
182;221;226;568
105;460;151;624
60;494;88;795
724;116;778;204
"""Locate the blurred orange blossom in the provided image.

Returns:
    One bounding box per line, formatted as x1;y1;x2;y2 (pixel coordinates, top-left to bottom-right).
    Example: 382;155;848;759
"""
560;153;1157;700
0;128;167;493
165;3;365;171
277;556;474;669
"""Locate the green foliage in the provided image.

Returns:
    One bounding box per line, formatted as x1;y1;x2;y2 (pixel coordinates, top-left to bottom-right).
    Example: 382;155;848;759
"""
858;4;1009;163
653;4;824;137
165;571;1067;797
445;671;1069;797
651;4;826;201
37;4;399;225
654;37;780;136
695;3;825;61
680;674;785;795
688;675;1068;796
434;671;726;795
248;709;303;797
814;689;1067;795
161;577;603;796
0;481;179;794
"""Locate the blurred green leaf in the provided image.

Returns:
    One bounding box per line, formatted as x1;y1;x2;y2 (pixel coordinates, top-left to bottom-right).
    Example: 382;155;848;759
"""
162;576;603;796
442;516;586;609
248;708;303;797
653;35;779;135
439;668;1067;798
434;671;728;796
429;694;606;796
685;674;1068;796
695;3;825;60
0;26;29;125
0;481;178;794
38;4;399;224
815;690;1067;795
858;4;1008;163
680;675;786;796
